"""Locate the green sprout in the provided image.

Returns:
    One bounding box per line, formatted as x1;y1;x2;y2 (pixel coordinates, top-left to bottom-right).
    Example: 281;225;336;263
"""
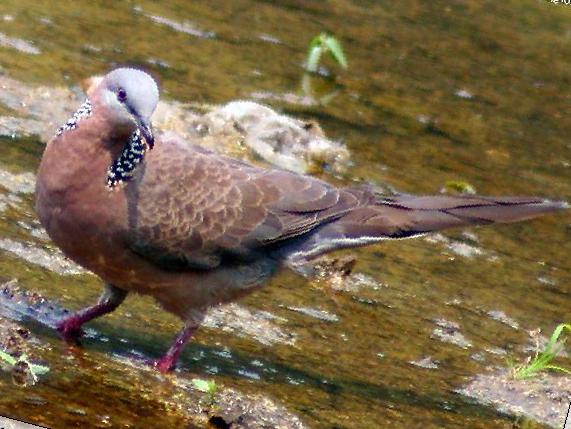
0;350;50;383
191;378;219;403
443;180;476;195
510;323;571;380
305;33;348;73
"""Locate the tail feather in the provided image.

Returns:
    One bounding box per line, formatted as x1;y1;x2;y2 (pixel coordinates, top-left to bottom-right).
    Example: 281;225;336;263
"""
374;195;568;225
285;194;568;264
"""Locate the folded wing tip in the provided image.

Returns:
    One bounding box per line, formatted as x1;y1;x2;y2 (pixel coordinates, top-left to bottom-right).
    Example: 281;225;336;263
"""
541;199;569;210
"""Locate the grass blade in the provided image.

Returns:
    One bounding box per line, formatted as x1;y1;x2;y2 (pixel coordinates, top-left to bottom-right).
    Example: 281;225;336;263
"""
511;323;571;379
0;350;17;366
324;35;348;68
306;45;323;73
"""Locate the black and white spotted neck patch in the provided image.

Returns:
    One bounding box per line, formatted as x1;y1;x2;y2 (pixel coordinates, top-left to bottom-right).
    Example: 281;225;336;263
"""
106;129;147;190
55;99;92;136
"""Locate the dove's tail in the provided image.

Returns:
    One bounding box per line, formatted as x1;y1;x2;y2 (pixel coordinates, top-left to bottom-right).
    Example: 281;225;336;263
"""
284;194;568;264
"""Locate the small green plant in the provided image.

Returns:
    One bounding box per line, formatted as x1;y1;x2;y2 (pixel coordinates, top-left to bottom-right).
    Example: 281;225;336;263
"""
0;350;50;382
510;323;571;380
191;378;219;403
305;33;348;73
443;180;476;195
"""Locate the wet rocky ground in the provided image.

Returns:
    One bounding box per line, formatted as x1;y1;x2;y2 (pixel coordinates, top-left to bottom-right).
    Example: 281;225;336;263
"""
460;372;571;429
0;72;570;428
0;279;306;429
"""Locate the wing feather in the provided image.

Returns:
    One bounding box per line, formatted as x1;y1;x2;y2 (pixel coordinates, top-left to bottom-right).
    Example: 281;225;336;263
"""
127;139;351;269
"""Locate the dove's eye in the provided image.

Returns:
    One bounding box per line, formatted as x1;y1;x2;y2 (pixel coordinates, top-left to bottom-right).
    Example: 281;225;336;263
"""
117;87;127;102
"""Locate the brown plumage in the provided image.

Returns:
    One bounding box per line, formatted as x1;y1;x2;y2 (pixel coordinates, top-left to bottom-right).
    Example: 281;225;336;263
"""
35;68;568;372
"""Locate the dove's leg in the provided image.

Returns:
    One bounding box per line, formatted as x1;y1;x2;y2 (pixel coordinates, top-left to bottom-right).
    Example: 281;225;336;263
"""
153;318;202;373
56;283;127;341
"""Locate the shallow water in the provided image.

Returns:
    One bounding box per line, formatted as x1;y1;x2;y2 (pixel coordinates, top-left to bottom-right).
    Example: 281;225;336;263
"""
0;0;570;428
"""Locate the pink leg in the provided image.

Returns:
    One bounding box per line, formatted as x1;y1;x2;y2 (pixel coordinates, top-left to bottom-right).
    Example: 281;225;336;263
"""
153;322;199;373
57;284;127;342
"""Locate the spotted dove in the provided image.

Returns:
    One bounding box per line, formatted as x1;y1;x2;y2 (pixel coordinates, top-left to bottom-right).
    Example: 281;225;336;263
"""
35;68;568;372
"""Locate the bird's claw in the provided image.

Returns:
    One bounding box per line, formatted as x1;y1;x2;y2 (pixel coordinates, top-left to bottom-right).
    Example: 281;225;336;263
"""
151;357;175;374
56;319;85;343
